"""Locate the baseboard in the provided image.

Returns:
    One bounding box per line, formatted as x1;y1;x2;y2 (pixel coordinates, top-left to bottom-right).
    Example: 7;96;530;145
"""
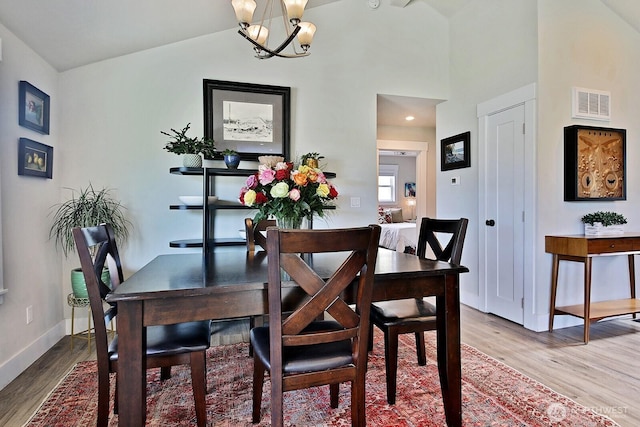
0;321;65;390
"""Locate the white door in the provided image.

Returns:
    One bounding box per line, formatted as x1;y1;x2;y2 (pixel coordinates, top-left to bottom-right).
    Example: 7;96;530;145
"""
484;104;525;324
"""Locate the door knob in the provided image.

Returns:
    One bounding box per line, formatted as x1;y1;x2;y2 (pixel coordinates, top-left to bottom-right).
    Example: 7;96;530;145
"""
485;219;495;226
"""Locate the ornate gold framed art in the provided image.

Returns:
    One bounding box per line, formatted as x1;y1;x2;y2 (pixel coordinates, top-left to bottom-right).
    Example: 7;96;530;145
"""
564;125;626;201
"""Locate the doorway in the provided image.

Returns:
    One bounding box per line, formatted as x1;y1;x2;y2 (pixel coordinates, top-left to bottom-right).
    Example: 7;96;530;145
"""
376;94;441;222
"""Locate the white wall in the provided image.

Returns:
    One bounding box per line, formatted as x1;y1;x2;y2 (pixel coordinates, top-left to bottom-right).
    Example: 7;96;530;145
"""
0;1;451;387
436;0;538;311
536;0;640;326
0;23;63;389
438;0;640;332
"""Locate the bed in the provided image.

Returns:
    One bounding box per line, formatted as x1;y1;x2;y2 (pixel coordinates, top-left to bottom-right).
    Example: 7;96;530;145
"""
379;222;418;253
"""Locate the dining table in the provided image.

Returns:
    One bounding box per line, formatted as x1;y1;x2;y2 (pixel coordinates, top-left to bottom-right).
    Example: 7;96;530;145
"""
105;246;468;426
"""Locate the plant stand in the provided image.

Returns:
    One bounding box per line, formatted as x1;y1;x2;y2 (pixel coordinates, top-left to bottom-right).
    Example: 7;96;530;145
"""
67;293;92;353
67;293;114;353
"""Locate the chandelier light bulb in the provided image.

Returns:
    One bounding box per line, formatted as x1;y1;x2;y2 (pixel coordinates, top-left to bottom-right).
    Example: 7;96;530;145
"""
296;22;316;50
247;25;269;45
231;0;257;28
283;0;308;25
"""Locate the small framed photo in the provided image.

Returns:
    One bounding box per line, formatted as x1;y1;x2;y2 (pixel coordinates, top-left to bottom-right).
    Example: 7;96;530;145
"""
19;81;50;134
18;138;53;179
203;79;290;161
441;131;471;171
404;182;416;197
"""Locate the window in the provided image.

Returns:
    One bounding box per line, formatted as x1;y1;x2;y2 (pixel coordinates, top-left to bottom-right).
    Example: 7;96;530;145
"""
378;164;398;204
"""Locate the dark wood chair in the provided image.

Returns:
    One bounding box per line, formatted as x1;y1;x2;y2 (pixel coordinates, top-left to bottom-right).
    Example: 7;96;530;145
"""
244;218;276;356
72;224;210;427
245;217;276;252
369;217;468;404
251;225;381;427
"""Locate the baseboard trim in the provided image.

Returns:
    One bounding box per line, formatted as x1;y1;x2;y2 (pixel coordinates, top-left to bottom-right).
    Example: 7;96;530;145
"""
0;321;65;390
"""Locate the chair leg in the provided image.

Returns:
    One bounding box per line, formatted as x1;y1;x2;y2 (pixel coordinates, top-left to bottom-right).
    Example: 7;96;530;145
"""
87;306;92;354
252;355;265;423
367;321;374;352
97;369;110;427
190;351;207;427
160;366;171;381
351;372;366;426
248;316;255;357
415;331;426;366
330;383;339;408
113;377;118;414
383;328;399;405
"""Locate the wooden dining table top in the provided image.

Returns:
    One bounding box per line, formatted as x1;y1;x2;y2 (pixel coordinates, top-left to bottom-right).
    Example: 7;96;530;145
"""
106;247;469;304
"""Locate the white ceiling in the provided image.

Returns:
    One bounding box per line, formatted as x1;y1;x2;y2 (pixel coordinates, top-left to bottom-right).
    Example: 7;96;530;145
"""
1;0;638;128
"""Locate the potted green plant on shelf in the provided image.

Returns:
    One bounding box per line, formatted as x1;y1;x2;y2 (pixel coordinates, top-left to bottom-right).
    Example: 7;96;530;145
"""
221;149;241;169
161;123;215;167
49;184;132;298
581;211;627;236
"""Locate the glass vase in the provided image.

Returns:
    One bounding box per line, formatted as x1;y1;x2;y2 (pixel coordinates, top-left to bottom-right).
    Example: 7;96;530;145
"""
276;216;303;230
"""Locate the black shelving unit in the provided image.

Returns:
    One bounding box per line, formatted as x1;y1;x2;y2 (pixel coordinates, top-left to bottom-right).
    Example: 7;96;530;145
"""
170;167;337;251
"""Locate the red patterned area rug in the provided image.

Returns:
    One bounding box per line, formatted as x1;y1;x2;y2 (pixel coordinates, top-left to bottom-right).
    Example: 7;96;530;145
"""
26;331;618;426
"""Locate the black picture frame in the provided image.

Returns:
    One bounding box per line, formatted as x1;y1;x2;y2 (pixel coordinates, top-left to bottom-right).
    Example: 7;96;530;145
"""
18;138;53;179
19;81;50;135
441;131;470;171
564;125;626;201
203;79;290;161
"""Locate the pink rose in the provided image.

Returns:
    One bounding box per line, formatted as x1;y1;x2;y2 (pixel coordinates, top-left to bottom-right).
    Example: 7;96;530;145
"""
289;188;301;201
245;174;258;189
259;169;276;185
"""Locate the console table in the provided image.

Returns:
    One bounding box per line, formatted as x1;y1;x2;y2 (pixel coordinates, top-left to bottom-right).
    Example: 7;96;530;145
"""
545;233;640;343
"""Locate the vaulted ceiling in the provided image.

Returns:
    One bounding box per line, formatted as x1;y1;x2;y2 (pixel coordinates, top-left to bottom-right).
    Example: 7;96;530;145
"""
0;0;637;128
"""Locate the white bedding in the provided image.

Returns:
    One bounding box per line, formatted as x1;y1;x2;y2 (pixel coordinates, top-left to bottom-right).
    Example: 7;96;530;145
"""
379;223;418;253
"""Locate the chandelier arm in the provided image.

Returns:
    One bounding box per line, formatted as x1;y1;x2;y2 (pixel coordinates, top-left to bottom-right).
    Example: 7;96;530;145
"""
237;26;304;59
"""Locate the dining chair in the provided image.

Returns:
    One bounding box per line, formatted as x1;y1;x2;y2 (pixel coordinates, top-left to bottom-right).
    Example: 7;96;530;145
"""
244;217;276;252
72;224;211;427
251;225;381;427
369;217;468;404
244;218;276;356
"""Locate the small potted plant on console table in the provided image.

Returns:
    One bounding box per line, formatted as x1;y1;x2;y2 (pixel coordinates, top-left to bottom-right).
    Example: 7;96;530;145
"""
581;211;627;235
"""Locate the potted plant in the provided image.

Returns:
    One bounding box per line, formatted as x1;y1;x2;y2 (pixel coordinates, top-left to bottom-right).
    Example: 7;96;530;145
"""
161;123;216;167
49;184;132;298
221;149;241;169
581;211;627;235
300;152;324;169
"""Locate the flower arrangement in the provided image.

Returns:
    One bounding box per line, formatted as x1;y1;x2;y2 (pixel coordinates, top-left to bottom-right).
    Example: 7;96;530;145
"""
239;156;338;227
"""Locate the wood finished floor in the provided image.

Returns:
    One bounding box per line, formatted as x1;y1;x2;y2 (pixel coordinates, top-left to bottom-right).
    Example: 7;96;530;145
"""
1;307;638;426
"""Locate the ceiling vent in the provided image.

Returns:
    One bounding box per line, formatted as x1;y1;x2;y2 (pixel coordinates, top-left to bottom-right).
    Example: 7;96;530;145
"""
572;87;611;121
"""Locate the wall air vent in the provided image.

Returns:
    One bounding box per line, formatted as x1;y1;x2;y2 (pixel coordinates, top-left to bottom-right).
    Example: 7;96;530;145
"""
572;87;611;121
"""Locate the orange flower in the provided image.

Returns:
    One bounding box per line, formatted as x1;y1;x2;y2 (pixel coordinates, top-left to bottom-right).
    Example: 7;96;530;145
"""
293;171;308;186
307;169;319;183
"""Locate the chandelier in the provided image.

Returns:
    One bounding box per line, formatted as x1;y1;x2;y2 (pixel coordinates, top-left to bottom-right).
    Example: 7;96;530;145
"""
231;0;317;59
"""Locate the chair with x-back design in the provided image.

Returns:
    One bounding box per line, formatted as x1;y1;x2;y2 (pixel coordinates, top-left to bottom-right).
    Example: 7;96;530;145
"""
251;225;381;427
369;217;468;405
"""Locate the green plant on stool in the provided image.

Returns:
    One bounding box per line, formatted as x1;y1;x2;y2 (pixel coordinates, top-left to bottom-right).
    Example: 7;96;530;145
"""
49;184;132;299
